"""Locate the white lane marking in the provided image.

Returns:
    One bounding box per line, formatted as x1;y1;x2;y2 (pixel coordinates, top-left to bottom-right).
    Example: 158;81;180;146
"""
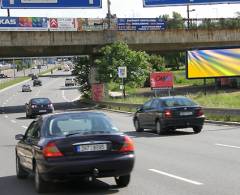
21;126;28;129
216;143;240;149
62;90;71;102
11;120;16;123
149;169;203;186
35;90;41;97
4;115;8;118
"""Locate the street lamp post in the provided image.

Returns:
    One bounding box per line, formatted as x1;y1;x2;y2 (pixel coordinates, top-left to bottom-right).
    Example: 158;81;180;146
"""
107;0;111;29
187;5;195;29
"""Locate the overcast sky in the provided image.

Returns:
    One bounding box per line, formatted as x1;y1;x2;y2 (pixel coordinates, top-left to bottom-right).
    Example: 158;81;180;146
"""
0;0;239;18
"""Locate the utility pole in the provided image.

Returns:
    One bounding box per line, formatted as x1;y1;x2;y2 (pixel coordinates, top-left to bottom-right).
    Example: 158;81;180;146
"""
187;4;190;29
107;0;111;29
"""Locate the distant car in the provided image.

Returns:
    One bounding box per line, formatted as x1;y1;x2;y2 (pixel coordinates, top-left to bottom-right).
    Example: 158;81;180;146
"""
33;79;42;86
65;77;75;86
15;112;135;193
133;96;205;134
31;74;38;80
25;98;54;118
0;73;8;78
64;65;70;71
22;84;32;92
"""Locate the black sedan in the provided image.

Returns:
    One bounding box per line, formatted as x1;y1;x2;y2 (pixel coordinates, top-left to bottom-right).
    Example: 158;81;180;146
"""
133;96;205;134
26;98;54;118
33;79;42;86
15;112;135;193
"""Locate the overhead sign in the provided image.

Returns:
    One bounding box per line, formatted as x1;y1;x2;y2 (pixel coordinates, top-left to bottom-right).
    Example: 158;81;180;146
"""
1;0;102;9
0;17;48;31
118;18;165;31
49;18;77;31
143;0;240;6
187;48;240;79
118;66;127;78
150;72;174;89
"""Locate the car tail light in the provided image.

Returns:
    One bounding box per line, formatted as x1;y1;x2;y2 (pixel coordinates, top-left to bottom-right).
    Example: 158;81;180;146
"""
119;136;134;152
43;142;63;158
48;103;53;108
196;108;204;117
163;110;172;118
31;105;37;108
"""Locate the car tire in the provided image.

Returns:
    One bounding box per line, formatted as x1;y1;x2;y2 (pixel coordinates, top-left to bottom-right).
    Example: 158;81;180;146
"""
26;113;29;119
155;120;164;135
193;126;202;134
16;155;28;179
134;119;143;132
35;165;48;193
115;174;130;188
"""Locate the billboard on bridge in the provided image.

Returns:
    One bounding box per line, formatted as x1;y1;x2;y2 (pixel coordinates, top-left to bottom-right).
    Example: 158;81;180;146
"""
49;18;77;31
117;18;166;31
143;0;240;6
187;48;240;79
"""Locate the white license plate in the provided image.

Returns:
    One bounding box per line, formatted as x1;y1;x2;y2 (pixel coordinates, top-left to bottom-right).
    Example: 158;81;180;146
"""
76;144;107;152
180;111;192;116
39;110;46;113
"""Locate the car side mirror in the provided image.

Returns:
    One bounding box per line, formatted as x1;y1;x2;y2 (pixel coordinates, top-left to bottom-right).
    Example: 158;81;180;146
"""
136;105;143;111
15;134;24;140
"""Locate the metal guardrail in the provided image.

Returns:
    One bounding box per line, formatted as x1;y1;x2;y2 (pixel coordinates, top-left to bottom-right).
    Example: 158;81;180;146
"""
92;101;240;116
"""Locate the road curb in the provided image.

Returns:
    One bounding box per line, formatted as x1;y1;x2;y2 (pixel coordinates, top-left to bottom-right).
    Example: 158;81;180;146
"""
100;107;240;126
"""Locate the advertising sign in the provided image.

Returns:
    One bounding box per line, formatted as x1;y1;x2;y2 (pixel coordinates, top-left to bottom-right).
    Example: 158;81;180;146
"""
143;0;240;6
150;72;174;89
118;18;165;31
92;83;104;102
77;18;108;31
49;18;77;31
118;66;127;78
187;48;240;79
1;0;102;8
0;17;48;31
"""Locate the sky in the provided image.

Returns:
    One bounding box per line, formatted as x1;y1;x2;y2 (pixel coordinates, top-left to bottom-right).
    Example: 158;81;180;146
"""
0;0;239;19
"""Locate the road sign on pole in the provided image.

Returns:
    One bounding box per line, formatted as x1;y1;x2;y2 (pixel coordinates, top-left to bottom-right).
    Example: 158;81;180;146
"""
1;0;102;9
118;66;127;78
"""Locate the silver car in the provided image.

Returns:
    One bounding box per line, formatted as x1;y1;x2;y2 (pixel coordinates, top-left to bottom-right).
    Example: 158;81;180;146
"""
22;84;32;92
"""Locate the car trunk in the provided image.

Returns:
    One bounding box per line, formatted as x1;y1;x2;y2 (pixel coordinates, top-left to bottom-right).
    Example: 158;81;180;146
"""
168;106;201;118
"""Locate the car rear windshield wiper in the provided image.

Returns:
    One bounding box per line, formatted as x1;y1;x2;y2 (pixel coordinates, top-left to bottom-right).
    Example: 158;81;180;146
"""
65;132;83;137
65;131;110;137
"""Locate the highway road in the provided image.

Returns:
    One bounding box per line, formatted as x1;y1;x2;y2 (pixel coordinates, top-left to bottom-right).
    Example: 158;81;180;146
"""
0;74;240;195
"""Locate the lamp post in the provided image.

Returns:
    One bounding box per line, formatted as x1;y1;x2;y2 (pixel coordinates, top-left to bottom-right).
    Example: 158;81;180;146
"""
187;5;195;29
107;0;111;29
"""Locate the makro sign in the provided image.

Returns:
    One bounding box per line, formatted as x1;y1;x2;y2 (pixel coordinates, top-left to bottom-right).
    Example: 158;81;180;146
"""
143;0;240;6
150;72;174;89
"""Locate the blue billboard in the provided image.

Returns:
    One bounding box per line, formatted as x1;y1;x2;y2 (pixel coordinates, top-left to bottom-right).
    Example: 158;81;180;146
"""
143;0;240;6
0;17;18;27
1;0;102;9
118;18;166;31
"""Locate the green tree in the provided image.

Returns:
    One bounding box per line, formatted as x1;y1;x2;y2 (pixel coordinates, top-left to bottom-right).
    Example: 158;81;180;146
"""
72;56;91;98
148;54;165;71
96;42;150;87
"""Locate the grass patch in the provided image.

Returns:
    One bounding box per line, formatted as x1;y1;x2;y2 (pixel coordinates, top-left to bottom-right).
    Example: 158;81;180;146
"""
39;67;57;76
206;114;240;122
0;77;29;90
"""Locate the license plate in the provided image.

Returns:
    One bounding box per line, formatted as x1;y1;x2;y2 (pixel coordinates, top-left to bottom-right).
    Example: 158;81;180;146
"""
180;111;192;116
39;110;46;113
76;144;107;152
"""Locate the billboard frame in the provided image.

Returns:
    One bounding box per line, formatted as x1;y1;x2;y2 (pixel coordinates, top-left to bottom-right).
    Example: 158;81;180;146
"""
186;45;240;79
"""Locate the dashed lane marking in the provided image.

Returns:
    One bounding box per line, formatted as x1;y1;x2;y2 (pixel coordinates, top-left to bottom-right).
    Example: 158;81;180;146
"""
11;120;16;123
216;143;240;149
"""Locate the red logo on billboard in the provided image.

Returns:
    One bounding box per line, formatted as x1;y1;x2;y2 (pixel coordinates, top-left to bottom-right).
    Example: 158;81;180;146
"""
50;18;58;28
150;72;174;89
92;83;104;102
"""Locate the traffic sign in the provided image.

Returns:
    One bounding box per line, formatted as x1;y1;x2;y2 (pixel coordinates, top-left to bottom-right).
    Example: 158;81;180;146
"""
1;0;102;9
143;0;240;6
118;66;127;78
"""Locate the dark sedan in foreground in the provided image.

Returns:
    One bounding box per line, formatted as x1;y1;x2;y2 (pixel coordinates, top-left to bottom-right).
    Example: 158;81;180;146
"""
133;96;205;134
15;112;135;193
26;98;54;118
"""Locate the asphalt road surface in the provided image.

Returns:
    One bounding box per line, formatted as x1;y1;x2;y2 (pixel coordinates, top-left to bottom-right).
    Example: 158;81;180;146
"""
0;74;240;195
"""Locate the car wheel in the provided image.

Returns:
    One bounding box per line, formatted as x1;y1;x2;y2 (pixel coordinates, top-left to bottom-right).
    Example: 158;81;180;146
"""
155;120;164;135
115;174;130;188
134;119;143;132
193;126;202;134
26;113;29;119
35;165;48;193
16;155;28;179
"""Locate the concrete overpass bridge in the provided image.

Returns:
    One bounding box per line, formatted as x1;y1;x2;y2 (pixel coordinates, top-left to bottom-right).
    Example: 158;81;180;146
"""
1;28;240;57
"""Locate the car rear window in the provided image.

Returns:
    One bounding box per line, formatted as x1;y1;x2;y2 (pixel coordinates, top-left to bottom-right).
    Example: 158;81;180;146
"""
162;98;197;107
32;98;50;104
46;114;119;137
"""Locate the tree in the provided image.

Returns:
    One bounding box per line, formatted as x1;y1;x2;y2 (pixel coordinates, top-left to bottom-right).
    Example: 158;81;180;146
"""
96;42;150;87
148;54;166;72
72;56;91;98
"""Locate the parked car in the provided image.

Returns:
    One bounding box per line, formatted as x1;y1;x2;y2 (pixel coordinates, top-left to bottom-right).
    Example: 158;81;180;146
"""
25;98;54;118
65;77;75;86
33;79;42;86
133;96;205;134
22;84;32;92
15;112;135;193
